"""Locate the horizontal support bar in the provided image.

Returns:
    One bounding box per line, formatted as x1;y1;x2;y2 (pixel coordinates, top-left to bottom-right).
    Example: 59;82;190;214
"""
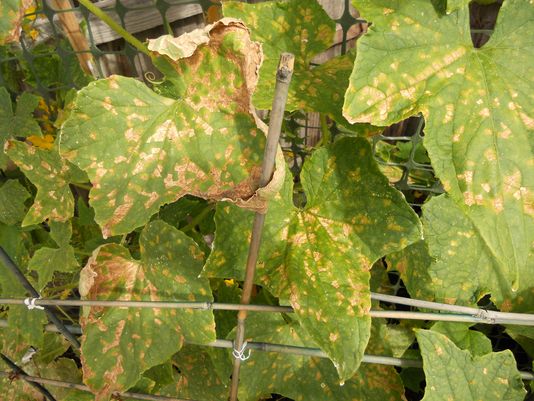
0;371;193;401
1;320;532;381
1;297;533;325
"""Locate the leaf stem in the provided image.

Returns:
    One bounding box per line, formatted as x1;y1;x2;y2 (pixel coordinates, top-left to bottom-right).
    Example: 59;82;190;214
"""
317;113;331;147
76;0;152;57
181;204;215;233
70;182;92;191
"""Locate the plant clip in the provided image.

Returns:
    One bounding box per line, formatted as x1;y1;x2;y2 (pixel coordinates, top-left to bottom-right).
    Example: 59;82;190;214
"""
232;341;251;361
23;297;44;310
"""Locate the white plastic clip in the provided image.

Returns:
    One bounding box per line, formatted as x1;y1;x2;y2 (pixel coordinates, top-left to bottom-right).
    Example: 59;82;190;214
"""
24;298;44;310
232;341;251;361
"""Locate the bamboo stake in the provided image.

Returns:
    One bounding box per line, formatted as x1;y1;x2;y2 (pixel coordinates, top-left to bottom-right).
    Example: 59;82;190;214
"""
229;53;295;401
46;0;96;76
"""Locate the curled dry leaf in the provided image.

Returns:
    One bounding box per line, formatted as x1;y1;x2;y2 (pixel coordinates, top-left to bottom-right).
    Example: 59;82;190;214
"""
0;0;34;45
61;18;284;238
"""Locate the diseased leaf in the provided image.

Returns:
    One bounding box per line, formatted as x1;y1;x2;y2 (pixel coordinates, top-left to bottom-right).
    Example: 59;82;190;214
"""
203;137;421;380
28;220;79;290
79;220;216;401
4;140;78;225
223;0;354;124
431;322;492;356
427;195;532;310
0;358;44;401
345;0;534;295
158;346;228;401
226;313;406;401
0;180;30;225
416;330;526;401
61;19;285;238
0;0;33;44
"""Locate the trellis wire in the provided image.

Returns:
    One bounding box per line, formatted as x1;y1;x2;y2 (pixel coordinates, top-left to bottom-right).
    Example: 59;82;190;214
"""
1;320;533;382
0;370;196;401
1;354;56;401
1;298;533;326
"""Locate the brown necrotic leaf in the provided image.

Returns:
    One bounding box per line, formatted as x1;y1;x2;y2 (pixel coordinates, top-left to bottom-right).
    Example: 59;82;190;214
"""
0;0;33;45
60;19;284;238
79;220;216;401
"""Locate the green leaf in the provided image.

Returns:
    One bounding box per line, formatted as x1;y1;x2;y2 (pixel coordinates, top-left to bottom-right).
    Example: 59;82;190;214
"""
223;0;354;124
142;361;175;389
227;313;406;401
4;140;77;225
0;91;41;138
61;20;283;238
0;88;42;168
43;358;95;401
28;220;79;290
158;346;228;401
0;224;31;296
34;332;70;365
203;136;421;380
0;0;32;45
0;225;45;361
416;330;526;401
79;220;216;401
431;322;492;356
0;180;30;225
345;0;534;294
443;0;497;14
386;241;435;302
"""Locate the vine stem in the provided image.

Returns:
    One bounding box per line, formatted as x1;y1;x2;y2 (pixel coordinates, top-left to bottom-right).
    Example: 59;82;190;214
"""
180;203;215;233
229;53;295;401
76;0;152;57
317;113;331;147
70;182;92;191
